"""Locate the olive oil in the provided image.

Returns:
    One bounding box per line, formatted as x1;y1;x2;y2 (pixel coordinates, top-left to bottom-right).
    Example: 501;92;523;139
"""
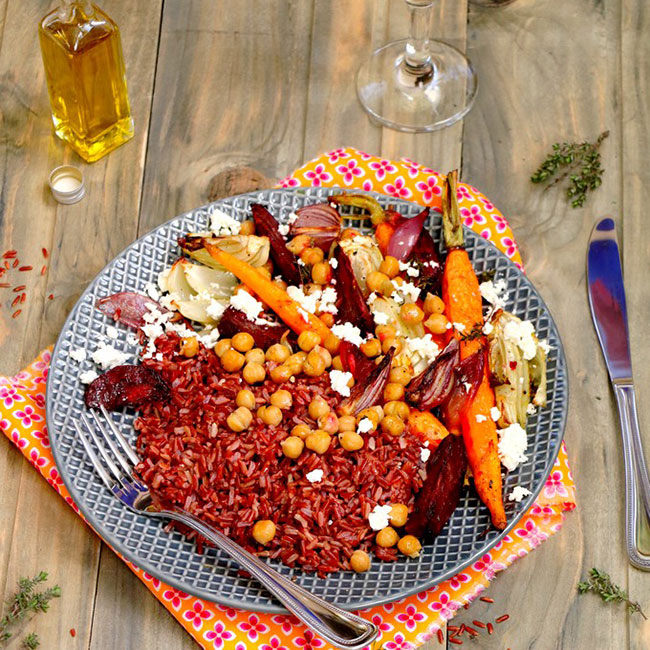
39;2;134;162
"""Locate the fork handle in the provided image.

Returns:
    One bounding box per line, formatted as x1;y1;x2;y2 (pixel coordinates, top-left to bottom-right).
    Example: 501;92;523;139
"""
159;507;378;649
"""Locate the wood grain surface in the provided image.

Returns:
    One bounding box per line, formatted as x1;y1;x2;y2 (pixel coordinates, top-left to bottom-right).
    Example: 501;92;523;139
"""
1;0;649;648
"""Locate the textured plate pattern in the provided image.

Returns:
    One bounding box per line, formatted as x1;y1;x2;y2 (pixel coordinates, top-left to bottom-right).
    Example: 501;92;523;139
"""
46;188;568;613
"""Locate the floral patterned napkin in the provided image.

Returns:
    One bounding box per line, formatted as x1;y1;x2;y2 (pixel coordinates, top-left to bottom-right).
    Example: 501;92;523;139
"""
1;148;576;649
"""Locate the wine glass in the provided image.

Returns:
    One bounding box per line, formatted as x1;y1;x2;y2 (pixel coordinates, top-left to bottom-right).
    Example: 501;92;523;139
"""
469;0;517;7
356;0;477;132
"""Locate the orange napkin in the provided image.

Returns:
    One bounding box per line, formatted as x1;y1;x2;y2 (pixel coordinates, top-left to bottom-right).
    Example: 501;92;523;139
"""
1;149;576;649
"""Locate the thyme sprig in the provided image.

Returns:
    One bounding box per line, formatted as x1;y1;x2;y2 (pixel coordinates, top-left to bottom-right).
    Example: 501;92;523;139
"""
0;572;61;646
460;323;484;342
531;131;609;208
577;568;646;619
22;633;40;649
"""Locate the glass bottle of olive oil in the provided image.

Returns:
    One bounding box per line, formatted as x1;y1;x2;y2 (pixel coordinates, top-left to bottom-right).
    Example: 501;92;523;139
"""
38;1;134;162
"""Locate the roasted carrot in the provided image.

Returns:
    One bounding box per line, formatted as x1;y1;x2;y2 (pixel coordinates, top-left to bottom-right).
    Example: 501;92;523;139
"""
407;409;450;451
203;241;332;343
374;221;395;255
441;170;506;530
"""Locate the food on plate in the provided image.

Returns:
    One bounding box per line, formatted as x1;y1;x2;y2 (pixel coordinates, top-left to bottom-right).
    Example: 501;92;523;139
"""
79;177;549;574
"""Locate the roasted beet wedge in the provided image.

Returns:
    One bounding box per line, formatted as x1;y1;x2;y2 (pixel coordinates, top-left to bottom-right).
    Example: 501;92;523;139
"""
251;204;301;285
218;306;290;349
95;292;163;330
440;349;485;432
406;338;460;410
290;203;341;251
338;348;394;415
410;227;443;296
338;340;376;381
333;246;375;334
405;434;467;539
84;365;169;411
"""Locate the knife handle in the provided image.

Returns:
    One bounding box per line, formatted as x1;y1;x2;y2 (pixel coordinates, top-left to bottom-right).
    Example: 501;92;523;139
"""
614;382;650;570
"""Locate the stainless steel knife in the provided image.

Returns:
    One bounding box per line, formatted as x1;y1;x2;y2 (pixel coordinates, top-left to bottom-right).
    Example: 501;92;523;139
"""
587;216;650;570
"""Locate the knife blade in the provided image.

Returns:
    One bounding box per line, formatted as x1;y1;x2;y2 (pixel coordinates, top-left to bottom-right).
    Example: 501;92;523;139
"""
587;216;650;570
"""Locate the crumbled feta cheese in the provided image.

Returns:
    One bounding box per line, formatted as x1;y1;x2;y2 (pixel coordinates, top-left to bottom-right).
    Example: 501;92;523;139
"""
331;322;363;346
206;299;226;320
476;414;488;423
144;282;160;301
420;447;431;463
278;223;290;236
287;285;320;314
210;208;241;236
367;292;378;306
463;381;472;393
445;322;453;330
306;469;323;483
373;311;389;326
159;293;178;311
508;486;532;503
80;369;99;384
452;322;466;333
391;280;420;304
538;339;551;355
105;325;119;340
127;333;139;346
70;348;87;362
155;352;164;362
404;334;440;365
368;504;393;531
479;280;506;308
357;417;374;434
318;286;338;314
406;266;420;277
526;403;537;415
329;257;338;269
482;321;494;336
503;319;538;360
297;307;310;323
157;268;170;293
490;406;501;422
91;342;129;370
230;290;265;321
497;423;528;471
329;370;353;397
287;211;299;225
199;328;221;349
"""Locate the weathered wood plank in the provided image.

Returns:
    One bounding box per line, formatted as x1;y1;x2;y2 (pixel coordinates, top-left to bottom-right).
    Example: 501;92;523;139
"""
456;0;626;648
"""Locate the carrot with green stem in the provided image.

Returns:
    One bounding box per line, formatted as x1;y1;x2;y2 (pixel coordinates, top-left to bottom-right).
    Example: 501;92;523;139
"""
441;170;507;530
203;241;332;343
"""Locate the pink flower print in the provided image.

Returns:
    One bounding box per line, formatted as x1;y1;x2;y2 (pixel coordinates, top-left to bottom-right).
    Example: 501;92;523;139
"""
304;164;333;187
531;503;555;517
460;205;487;227
515;519;548;547
293;629;325;649
238;613;269;642
429;592;459;621
326;148;349;163
279;176;300;188
29;448;48;469
415;176;443;204
215;604;239;620
261;636;289;650
358;150;373;161
162;588;190;611
500;236;518;258
0;418;10;431
456;184;472;201
369;158;397;181
544;470;569;499
204;621;235;648
0;385;24;408
64;495;80;514
362;179;374;191
47;468;64;490
472;554;506;580
11;430;28;449
271;614;299;634
382;601;395;614
183;601;214;630
480;228;492;241
395;604;427;631
14;405;42;427
383;632;413;650
479;195;496;211
401;159;422;179
447;571;472;591
492;213;509;233
336;159;365;185
33;426;50;447
142;572;161;590
371;613;393;634
29;393;46;409
384;177;412;199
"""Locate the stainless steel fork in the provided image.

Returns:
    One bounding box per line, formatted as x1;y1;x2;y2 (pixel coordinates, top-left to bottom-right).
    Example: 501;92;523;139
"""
74;406;378;650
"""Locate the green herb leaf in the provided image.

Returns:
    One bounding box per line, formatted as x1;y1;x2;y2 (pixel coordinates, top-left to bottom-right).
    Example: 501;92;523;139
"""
577;567;646;619
22;632;40;649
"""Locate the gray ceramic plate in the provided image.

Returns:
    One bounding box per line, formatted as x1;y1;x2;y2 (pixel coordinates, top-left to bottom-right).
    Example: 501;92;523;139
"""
46;187;568;613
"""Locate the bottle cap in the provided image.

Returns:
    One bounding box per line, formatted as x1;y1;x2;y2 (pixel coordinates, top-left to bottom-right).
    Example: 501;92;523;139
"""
48;165;85;204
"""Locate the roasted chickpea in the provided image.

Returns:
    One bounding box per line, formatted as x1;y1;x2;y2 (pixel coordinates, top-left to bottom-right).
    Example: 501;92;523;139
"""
239;219;255;236
221;349;245;372
381;414;405;437
265;343;290;364
281;436;304;459
332;355;344;371
305;429;331;454
312;261;332;285
271;389;292;410
389;503;409;528
236;389;256;409
379;255;400;279
303;351;326;377
179;336;199;357
383;401;410;420
298;330;320;352
308;396;330;420
301;246;324;266
270;364;293;383
252;519;276;545
273;277;288;291
318;412;339;434
376;526;399;548
320;312;335;328
349;550;371;573
375;324;397;342
232;332;254;353
287;234;311;256
382;336;403;355
338;415;357;432
227;406;252;432
243;362;266;384
338;431;364;451
357;407;382;429
291;423;311;440
245;348;265;365
214;339;232;358
360;338;381;358
424;313;449;335
366;270;390;294
389;366;412;386
397;535;422;558
257;405;283;426
313;345;332;368
340;227;358;240
424;293;445;315
380;278;395;297
324;333;341;355
400;302;425;324
286;351;307;374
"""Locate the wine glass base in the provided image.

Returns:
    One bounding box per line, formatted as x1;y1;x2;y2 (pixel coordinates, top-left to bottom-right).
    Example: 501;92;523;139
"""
356;39;478;133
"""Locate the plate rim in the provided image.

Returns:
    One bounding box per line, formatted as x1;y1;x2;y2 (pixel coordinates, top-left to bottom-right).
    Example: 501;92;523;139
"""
46;187;569;613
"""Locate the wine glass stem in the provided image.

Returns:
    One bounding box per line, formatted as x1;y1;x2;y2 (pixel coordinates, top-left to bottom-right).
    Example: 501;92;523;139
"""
404;0;435;72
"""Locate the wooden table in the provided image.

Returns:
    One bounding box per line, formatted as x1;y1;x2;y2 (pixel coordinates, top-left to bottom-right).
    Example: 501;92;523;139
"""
1;0;649;647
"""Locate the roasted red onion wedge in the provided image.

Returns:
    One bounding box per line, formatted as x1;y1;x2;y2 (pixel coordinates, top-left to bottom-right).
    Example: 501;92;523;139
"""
333;246;375;334
406;338;460;410
440;349;485;432
290;203;342;251
217;306;290;349
84;365;169;411
338;348;394;415
386;207;429;261
95;292;163;330
405;434;468;539
338;340;376;381
251;203;301;285
410;227;442;296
